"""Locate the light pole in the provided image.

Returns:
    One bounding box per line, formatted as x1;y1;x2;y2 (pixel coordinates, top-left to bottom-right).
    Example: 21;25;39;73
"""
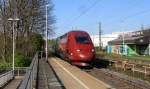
99;22;102;50
120;20;125;55
46;4;49;62
8;17;19;72
122;32;125;55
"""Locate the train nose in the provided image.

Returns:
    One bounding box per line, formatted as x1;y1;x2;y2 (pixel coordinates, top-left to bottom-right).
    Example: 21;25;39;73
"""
78;52;94;61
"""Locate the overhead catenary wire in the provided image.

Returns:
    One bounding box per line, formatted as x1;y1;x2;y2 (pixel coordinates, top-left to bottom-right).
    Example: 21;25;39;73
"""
104;8;150;27
69;0;102;28
90;8;150;35
120;9;150;22
58;0;150;36
70;0;141;28
57;0;102;36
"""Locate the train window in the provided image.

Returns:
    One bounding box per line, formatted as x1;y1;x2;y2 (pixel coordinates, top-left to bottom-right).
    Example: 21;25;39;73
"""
76;36;90;44
59;34;68;44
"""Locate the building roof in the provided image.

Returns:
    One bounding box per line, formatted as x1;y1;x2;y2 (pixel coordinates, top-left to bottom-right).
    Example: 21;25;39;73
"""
108;28;150;45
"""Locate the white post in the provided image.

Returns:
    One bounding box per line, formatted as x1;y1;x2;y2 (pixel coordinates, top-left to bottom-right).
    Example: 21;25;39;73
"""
122;32;125;55
45;5;49;62
13;21;15;72
8;18;19;75
92;35;95;46
124;45;127;55
149;44;150;56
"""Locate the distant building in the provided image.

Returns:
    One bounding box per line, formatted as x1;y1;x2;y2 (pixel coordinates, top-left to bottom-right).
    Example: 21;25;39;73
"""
90;32;121;48
108;28;150;56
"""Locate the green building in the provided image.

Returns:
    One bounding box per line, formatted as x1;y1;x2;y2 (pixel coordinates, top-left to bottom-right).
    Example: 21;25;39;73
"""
108;28;150;56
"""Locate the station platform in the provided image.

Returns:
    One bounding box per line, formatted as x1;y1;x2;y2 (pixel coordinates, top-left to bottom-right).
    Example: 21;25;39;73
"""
48;57;114;89
37;59;64;89
3;77;23;89
3;57;114;89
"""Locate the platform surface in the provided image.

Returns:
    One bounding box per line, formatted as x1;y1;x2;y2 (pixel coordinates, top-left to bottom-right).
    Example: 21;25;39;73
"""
3;77;23;89
38;59;64;89
48;57;114;89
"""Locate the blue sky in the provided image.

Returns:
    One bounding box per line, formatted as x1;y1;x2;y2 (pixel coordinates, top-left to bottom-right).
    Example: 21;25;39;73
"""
52;0;150;37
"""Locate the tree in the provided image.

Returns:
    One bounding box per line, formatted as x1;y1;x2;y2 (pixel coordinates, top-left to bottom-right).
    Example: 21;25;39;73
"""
0;0;55;65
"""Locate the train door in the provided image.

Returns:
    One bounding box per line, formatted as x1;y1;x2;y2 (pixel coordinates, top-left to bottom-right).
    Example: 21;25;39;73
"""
66;34;73;62
66;34;70;56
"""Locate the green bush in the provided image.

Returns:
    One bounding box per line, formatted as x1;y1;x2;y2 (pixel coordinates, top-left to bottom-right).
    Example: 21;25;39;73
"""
96;51;107;58
108;53;124;60
0;62;12;70
15;52;31;67
96;51;125;61
8;52;31;67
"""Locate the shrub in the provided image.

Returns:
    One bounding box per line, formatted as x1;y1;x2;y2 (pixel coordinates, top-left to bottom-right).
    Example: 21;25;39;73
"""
0;62;12;70
96;51;107;58
8;52;31;67
15;53;31;67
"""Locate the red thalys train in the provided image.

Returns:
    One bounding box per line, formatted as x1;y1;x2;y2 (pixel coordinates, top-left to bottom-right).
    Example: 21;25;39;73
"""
55;30;95;66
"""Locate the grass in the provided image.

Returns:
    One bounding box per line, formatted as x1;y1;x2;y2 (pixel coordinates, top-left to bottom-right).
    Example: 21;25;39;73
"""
124;56;150;61
0;61;12;73
109;66;150;82
96;50;150;82
96;51;150;62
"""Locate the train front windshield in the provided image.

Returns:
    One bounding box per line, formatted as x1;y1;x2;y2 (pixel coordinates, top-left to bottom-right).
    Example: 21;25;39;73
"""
76;36;90;44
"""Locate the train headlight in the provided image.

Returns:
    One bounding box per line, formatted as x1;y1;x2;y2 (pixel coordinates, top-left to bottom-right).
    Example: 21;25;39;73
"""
76;49;81;52
92;49;95;52
70;53;73;55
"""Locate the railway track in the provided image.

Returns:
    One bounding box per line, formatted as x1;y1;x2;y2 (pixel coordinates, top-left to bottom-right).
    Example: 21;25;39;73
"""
49;56;150;89
85;68;150;89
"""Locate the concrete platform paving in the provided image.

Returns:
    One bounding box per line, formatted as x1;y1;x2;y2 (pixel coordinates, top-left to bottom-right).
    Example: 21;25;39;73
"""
37;59;64;89
3;77;23;89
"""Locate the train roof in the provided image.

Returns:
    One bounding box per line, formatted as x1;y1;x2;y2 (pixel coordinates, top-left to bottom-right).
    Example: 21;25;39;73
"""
68;30;87;33
57;30;89;39
66;30;89;35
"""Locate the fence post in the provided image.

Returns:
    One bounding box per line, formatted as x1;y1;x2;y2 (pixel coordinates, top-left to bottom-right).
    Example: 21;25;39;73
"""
41;51;43;59
18;68;19;76
144;66;147;77
132;64;135;73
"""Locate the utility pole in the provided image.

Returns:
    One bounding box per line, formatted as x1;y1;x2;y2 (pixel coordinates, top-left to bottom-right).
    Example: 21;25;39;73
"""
99;22;102;50
46;5;49;62
141;24;144;30
8;18;20;74
122;31;125;55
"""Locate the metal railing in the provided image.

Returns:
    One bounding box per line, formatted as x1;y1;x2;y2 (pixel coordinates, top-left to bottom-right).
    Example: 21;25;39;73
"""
14;67;29;77
109;60;150;83
0;70;14;88
18;52;39;89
